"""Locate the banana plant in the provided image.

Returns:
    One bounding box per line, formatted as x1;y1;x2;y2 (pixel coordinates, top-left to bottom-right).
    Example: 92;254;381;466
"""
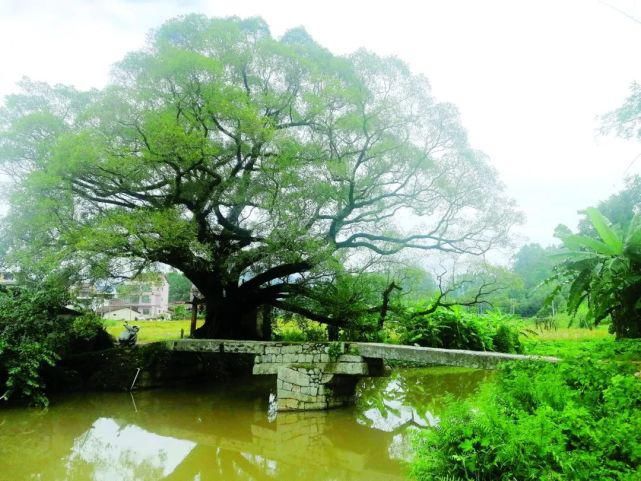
551;208;641;338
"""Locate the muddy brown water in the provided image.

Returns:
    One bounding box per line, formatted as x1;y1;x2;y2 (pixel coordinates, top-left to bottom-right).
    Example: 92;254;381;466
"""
0;367;492;481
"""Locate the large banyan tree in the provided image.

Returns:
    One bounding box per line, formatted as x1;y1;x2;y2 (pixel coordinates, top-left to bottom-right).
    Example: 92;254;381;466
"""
0;15;519;339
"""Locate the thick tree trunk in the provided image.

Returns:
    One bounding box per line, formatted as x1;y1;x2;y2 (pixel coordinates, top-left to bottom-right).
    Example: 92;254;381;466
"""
189;302;198;337
378;281;401;330
194;296;263;340
260;305;273;341
327;324;339;341
610;287;641;339
611;310;641;339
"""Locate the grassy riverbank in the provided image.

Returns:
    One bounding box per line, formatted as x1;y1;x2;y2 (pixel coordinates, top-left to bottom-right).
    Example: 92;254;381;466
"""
523;323;611;356
411;351;641;481
410;321;641;480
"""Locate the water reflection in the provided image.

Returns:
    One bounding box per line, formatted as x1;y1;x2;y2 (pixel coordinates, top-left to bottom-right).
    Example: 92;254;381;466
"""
0;367;491;481
357;366;491;432
356;367;492;464
63;410;400;480
67;418;196;480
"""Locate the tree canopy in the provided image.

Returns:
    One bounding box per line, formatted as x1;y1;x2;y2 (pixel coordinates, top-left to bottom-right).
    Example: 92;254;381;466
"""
167;271;192;303
0;15;519;339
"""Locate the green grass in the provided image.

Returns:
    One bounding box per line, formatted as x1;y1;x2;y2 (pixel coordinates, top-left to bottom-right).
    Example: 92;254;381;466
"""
523;324;610;356
521;322;641;361
105;318;204;344
525;324;611;342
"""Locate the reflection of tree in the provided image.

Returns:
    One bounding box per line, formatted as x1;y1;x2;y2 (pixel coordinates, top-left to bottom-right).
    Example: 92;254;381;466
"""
66;418;195;481
356;367;492;432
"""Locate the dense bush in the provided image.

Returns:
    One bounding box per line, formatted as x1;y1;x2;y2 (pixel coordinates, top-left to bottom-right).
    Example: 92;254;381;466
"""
411;357;641;481
272;317;328;342
0;285;112;406
170;304;190;320
399;308;523;353
66;313;114;355
492;323;522;353
340;314;386;342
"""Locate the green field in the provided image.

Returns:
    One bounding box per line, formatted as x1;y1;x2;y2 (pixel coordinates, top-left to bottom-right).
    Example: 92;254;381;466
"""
105;319;204;344
523;324;610;354
522;323;641;361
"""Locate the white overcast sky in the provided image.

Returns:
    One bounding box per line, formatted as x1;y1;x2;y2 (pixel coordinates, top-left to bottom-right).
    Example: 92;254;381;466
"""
2;0;641;250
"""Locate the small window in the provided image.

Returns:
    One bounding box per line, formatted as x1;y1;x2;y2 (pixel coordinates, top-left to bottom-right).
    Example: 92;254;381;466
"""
142;308;150;315
141;295;151;303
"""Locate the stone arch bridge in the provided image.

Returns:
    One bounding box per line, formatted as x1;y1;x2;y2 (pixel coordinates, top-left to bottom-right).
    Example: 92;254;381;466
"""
167;339;556;412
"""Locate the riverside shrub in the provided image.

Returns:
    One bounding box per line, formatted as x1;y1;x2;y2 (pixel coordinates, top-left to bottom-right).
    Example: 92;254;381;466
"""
411;357;641;481
273;317;328;342
0;285;112;405
399;308;523;353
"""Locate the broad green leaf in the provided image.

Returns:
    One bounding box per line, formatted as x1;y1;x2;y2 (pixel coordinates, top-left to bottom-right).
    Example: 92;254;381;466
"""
624;214;641;263
567;268;591;314
547;250;592;260
562;234;617;256
586;207;623;254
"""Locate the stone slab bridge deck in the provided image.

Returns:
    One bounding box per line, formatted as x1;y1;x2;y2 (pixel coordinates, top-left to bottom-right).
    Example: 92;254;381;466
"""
166;339;557;412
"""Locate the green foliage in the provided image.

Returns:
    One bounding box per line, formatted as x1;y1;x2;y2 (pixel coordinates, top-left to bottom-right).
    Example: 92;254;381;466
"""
511;243;565;317
398;308;523;353
272;317;327;342
514;244;558;288
0;285;68;405
525;335;641;361
395;266;437;301
552;208;641;338
67;313;114;354
166;271;191;303
170;304;190;320
340;315;386;342
492;323;522;353
327;341;343;360
0;285;112;405
1;339;55;407
412;357;641;481
299;272;396;336
286;270;406;342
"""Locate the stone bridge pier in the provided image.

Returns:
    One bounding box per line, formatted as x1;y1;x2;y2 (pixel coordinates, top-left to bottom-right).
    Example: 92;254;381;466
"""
251;343;385;411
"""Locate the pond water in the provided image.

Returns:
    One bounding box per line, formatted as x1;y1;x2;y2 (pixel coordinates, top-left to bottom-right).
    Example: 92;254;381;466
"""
0;367;491;481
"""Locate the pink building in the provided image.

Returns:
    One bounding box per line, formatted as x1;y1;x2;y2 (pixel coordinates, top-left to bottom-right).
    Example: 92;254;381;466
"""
101;276;170;320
